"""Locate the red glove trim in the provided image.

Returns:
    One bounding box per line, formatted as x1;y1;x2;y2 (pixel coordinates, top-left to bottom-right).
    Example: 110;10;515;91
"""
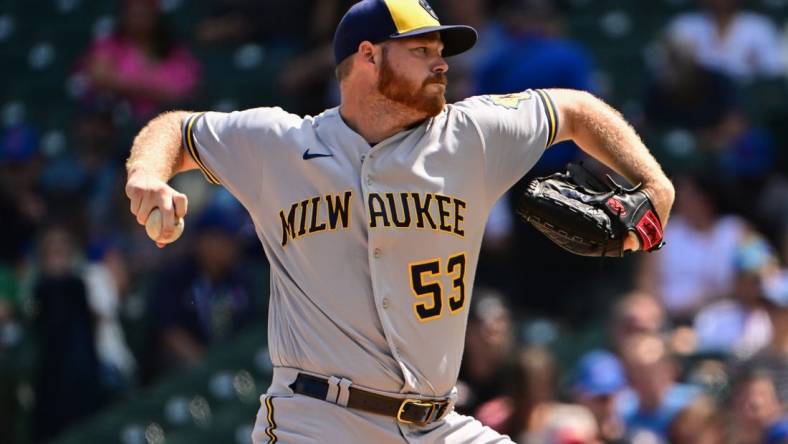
635;210;663;251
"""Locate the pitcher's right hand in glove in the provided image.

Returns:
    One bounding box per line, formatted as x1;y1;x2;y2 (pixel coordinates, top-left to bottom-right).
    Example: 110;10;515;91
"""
517;163;665;257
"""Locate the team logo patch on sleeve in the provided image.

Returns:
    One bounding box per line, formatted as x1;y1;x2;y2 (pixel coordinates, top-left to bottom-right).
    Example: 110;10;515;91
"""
484;92;533;109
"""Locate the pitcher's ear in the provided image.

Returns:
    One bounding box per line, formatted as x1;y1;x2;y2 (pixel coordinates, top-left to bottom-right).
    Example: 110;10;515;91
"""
359;41;376;64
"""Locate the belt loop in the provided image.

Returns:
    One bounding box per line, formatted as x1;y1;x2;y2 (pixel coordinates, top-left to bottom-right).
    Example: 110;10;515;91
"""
326;376;341;403
336;378;352;407
437;398;454;420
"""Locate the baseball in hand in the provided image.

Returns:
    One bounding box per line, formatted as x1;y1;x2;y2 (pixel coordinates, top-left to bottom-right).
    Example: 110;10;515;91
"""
145;208;185;244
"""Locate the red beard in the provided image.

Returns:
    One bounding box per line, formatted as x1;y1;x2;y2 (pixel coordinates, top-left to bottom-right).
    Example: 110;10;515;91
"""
377;48;446;117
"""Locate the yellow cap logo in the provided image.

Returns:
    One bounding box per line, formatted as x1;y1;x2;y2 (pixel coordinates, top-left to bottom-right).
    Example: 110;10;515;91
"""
384;0;441;34
418;0;439;20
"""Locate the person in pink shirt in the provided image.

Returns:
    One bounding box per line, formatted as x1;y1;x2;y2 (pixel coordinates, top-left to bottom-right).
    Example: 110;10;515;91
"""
80;0;201;121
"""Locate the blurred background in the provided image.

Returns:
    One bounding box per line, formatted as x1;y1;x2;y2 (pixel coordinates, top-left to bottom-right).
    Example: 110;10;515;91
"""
1;0;788;443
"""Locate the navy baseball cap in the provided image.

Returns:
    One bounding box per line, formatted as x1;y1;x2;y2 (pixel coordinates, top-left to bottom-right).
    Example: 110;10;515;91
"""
573;350;627;398
333;0;478;65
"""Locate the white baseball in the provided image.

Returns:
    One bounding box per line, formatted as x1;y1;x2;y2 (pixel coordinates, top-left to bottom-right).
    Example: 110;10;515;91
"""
145;208;185;244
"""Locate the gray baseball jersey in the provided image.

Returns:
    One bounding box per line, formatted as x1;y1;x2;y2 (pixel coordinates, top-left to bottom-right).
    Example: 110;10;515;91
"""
182;89;558;397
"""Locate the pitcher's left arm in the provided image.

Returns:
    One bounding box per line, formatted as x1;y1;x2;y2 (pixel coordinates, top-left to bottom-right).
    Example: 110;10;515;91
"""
547;89;675;228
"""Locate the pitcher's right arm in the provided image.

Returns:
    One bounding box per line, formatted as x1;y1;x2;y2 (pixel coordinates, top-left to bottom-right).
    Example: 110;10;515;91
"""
125;111;196;247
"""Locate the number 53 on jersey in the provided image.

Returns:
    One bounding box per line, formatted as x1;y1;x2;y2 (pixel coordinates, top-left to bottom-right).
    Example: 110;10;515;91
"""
408;253;467;322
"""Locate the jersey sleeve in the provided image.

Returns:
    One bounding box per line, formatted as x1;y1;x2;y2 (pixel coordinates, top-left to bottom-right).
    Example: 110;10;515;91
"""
453;89;558;203
182;107;296;205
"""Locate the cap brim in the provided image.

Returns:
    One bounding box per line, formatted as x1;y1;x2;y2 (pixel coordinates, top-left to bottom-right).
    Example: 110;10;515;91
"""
390;25;478;57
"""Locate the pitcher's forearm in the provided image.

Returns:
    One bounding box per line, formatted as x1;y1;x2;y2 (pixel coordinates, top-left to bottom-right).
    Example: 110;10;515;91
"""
570;95;666;186
125;111;192;181
549;90;675;225
574;98;673;222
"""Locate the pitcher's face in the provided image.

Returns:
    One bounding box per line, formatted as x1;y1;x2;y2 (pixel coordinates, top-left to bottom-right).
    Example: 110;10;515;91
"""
377;33;449;117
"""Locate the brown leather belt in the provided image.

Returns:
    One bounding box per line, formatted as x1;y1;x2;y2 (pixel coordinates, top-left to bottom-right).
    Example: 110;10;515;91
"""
288;373;450;426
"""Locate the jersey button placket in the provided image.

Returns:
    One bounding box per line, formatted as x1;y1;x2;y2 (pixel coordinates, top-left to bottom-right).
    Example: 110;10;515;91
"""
360;144;403;366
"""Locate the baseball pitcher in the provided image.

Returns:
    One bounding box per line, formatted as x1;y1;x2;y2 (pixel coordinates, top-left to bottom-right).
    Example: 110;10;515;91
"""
125;0;675;442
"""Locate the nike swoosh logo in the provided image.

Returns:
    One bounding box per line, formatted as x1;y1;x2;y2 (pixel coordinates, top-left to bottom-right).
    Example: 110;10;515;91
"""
303;149;333;160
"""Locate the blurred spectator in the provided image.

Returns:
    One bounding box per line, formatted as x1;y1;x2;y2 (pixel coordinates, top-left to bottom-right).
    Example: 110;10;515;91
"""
0;123;45;263
30;226;103;443
0;122;46;442
609;291;665;354
439;0;507;102
684;359;730;402
742;260;788;404
146;206;258;380
637;174;748;323
666;0;784;81
84;242;137;392
693;233;775;358
462;344;559;438
0;185;37;267
496;346;559;441
644;33;740;139
475;0;594;93
727;368;785;444
644;35;743;147
77;0;201;121
571;350;628;443
475;0;595;175
644;34;775;180
39;110;123;233
617;334;704;440
667;396;724;444
765;418;788;444
532;404;600;444
457;289;516;416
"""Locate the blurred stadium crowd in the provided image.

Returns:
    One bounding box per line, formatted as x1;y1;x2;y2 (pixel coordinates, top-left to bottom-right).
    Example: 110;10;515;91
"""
2;0;788;443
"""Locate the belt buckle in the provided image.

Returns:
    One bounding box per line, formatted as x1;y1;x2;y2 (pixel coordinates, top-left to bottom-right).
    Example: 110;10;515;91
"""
397;399;445;426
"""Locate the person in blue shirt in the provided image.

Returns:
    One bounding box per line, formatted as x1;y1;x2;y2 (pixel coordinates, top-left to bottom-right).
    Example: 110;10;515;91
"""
617;333;703;439
474;0;595;176
728;368;787;444
765;418;788;444
571;349;629;443
146;204;259;380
